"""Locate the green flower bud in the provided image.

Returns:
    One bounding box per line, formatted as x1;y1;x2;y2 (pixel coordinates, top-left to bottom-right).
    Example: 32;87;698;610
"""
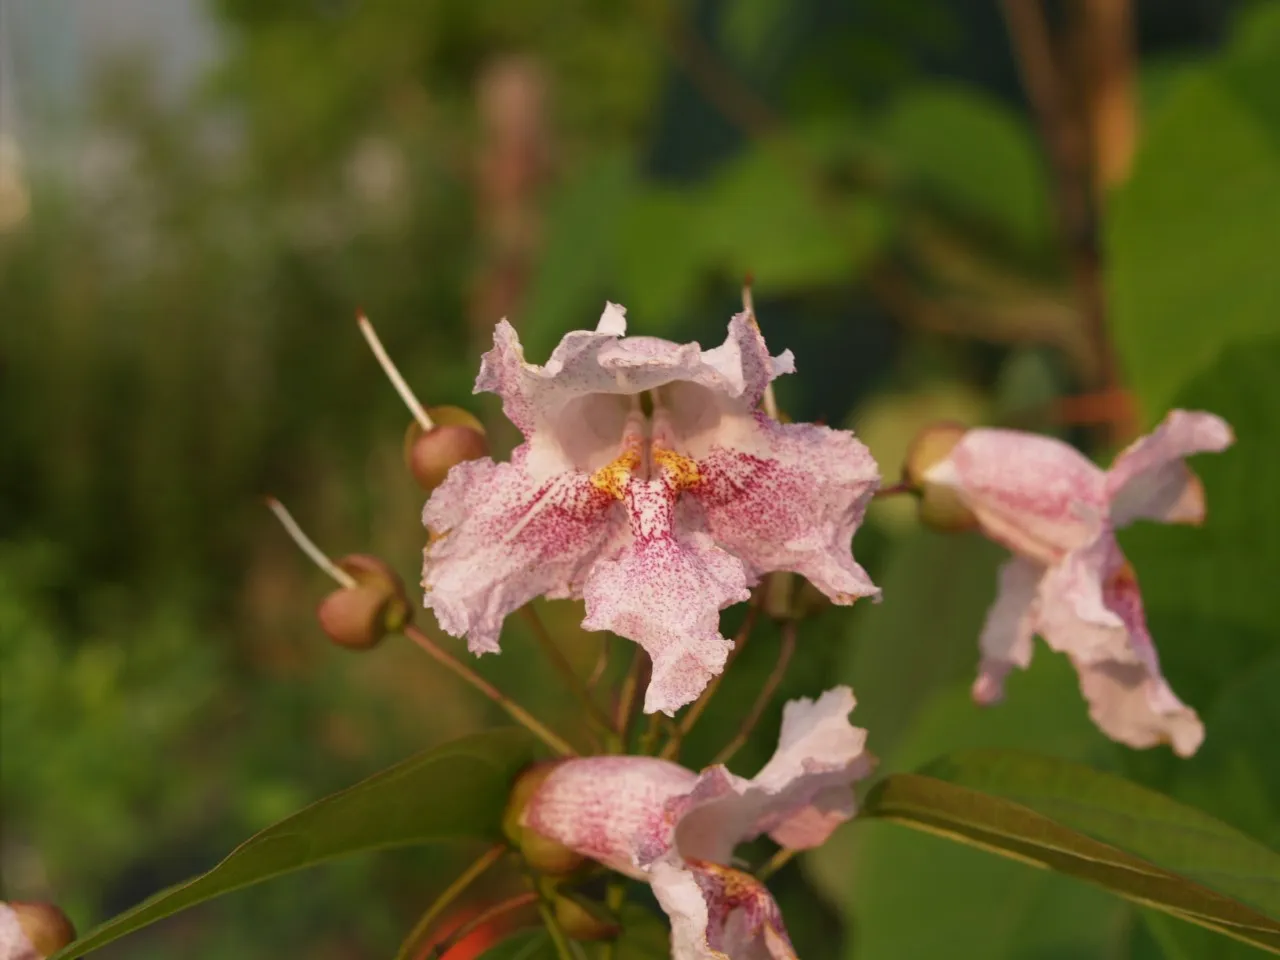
6;901;76;957
553;892;619;942
316;555;410;650
404;406;489;492
502;762;585;877
902;422;978;532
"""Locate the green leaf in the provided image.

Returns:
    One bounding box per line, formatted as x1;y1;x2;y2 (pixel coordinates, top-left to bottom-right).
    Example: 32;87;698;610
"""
521;152;636;357
817;654;1123;960
52;729;539;960
863;749;1280;954
699;145;884;293
881;83;1052;249
1108;14;1280;416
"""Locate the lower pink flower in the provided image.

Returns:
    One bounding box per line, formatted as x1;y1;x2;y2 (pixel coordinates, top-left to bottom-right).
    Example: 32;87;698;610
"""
520;687;874;959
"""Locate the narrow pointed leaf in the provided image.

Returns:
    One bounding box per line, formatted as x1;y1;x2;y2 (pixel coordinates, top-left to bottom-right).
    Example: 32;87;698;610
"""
53;729;539;959
862;749;1280;954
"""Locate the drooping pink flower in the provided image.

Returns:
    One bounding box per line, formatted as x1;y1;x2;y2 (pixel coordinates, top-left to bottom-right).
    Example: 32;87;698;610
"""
423;304;880;714
923;410;1234;756
520;687;873;959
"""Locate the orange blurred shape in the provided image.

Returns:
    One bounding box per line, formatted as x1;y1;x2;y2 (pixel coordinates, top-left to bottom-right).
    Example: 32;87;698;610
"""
1050;388;1136;428
416;904;516;960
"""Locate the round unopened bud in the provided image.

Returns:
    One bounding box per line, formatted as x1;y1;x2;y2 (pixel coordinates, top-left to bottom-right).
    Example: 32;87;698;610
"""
553;892;619;942
5;901;76;957
404;406;488;491
316;555;411;650
902;422;978;532
502;762;585;877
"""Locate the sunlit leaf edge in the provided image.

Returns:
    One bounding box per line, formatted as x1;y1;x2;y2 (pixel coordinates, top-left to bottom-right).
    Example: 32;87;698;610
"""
862;756;1280;955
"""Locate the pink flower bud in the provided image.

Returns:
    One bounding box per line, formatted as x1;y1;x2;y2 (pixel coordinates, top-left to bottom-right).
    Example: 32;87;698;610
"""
316;555;410;650
3;902;75;959
404;407;489;492
903;421;978;532
503;762;585;877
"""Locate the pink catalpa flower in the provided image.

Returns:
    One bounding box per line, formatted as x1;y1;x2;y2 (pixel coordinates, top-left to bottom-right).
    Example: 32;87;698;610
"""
422;304;880;714
521;686;873;959
923;410;1234;756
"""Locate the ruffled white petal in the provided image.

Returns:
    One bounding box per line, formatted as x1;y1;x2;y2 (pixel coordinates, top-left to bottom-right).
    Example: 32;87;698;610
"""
690;419;880;603
1107;409;1234;527
672;687;871;865
422;449;621;654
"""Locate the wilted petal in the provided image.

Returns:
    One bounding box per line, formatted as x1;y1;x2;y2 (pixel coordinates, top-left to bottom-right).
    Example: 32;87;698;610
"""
925;429;1107;565
691;419;880;604
675;687;872;864
0;906;39;960
652;860;797;960
582;479;750;715
520;756;698;878
423;450;620;654
1074;567;1204;756
1107;410;1234;527
972;558;1044;706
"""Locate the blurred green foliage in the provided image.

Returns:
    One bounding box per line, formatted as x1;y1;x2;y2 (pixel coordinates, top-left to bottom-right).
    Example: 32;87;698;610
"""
2;0;1278;958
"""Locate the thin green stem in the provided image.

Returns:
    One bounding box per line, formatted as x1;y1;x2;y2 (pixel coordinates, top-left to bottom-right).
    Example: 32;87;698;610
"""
710;619;797;768
424;892;537;960
403;624;577;757
659;598;761;761
599;880;627;960
395;844;508;960
536;893;577;960
756;847;797;882
609;646;645;752
521;605;613;739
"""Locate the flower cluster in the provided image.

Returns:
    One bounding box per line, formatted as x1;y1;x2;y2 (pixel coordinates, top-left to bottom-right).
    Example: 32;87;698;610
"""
408;303;1233;958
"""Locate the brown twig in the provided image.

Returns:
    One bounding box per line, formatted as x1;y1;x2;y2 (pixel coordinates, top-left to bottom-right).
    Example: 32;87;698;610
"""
403;624;577;757
999;0;1132;441
1077;0;1138;195
710;619;797;768
611;646;648;752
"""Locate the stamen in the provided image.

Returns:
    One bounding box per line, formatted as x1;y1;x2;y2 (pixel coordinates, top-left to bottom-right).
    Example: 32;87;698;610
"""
263;497;357;588
357;312;435;432
589;403;648;498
